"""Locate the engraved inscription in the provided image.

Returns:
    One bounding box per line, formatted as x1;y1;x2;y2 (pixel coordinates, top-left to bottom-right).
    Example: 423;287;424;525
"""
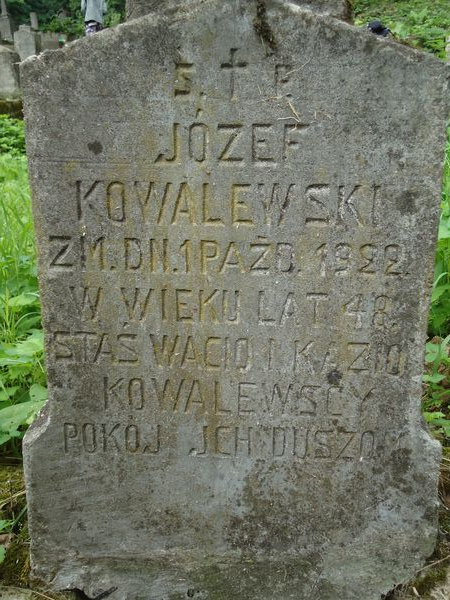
63;421;380;461
47;48;417;472
174;62;194;96
74;179;384;228
220;48;248;100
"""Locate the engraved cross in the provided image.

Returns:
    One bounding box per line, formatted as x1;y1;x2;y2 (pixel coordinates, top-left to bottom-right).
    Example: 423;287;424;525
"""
220;48;248;100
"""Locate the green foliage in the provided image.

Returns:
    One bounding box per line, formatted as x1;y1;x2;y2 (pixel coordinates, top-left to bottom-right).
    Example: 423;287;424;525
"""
0;519;13;565
429;130;450;337
423;336;450;442
354;0;450;59
0;155;46;456
7;0;66;28
0;508;27;566
5;0;34;26
422;130;450;445
0;116;25;157
7;0;125;35
45;13;84;37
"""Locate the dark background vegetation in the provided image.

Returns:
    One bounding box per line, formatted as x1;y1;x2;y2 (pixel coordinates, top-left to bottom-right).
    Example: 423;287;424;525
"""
7;0;125;36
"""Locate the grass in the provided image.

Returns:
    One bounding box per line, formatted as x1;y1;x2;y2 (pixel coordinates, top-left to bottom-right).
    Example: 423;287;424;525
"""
430;130;450;338
422;131;450;445
0;154;46;457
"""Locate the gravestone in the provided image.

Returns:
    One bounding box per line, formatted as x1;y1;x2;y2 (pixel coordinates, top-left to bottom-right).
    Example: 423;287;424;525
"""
0;45;19;97
0;0;13;42
14;25;37;61
39;31;63;51
126;0;352;21
29;11;39;31
22;1;450;599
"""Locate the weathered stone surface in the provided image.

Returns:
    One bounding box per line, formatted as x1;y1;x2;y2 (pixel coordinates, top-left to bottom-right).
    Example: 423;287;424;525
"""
14;25;37;61
292;0;352;20
29;11;39;31
0;17;13;42
0;45;19;97
22;1;449;599
0;0;13;42
38;31;62;51
126;0;352;21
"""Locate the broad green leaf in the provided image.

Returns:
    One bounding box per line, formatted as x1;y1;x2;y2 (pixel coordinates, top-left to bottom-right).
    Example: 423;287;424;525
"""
425;348;440;363
439;222;450;239
0;356;34;367
29;384;47;403
10;329;43;356
5;292;39;308
0;398;45;435
431;284;450;303
424;411;446;422
423;373;446;383
0;386;19;402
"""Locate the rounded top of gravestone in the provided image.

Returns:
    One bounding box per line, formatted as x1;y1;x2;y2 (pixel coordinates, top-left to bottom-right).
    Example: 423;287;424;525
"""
20;0;450;166
24;0;450;83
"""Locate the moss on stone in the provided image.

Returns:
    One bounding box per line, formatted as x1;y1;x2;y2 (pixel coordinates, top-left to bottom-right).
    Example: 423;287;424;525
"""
413;566;448;596
0;98;23;118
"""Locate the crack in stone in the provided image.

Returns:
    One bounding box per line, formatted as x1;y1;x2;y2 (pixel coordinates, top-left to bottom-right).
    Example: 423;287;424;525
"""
253;0;277;52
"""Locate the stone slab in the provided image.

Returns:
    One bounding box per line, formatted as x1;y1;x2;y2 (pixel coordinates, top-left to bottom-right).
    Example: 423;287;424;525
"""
0;15;13;42
22;1;450;599
14;25;37;61
39;32;63;51
0;45;19;97
0;0;13;42
126;0;352;21
30;12;39;31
